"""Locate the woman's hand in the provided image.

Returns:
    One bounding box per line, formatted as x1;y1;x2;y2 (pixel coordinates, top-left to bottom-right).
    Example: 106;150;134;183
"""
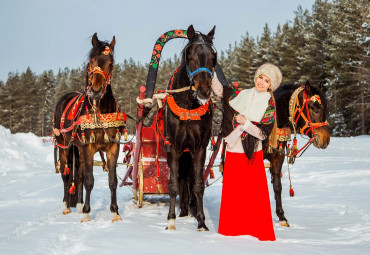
235;115;247;125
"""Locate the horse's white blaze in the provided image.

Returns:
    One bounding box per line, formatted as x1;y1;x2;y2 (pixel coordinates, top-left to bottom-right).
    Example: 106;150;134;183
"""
167;219;176;230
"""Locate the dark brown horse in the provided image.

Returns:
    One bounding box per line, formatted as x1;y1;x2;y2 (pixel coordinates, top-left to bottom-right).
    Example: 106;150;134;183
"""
163;25;217;231
53;33;125;222
263;81;330;227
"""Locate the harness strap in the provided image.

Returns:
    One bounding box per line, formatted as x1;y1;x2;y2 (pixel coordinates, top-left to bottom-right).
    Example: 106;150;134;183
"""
60;95;81;131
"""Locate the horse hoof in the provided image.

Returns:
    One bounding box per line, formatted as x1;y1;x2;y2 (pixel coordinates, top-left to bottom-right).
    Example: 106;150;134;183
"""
63;208;71;215
166;219;176;230
197;225;209;231
112;213;122;223
80;214;91;223
279;221;290;227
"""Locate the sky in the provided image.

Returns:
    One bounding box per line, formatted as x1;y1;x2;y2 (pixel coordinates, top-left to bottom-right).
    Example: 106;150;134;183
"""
0;0;317;82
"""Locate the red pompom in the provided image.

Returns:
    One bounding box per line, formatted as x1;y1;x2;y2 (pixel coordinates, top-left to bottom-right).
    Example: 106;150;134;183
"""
210;168;215;179
289;186;295;197
69;182;75;194
63;165;70;176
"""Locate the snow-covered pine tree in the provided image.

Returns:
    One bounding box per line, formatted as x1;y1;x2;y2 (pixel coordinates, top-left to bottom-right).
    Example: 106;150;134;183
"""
233;32;256;88
326;0;369;135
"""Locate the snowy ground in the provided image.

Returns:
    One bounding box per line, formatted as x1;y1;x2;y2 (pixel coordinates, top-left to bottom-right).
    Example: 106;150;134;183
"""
0;125;369;254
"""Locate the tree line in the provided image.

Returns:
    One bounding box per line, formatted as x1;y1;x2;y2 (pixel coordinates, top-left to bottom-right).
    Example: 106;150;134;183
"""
0;0;369;136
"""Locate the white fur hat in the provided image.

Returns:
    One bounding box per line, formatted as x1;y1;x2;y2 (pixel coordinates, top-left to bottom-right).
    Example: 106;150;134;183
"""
254;63;282;91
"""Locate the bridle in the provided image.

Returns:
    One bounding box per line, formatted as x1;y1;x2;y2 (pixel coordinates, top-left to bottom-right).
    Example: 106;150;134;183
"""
289;86;329;137
86;46;113;98
184;35;217;84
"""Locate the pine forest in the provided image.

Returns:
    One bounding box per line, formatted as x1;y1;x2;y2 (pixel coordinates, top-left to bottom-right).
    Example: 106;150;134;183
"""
0;0;369;136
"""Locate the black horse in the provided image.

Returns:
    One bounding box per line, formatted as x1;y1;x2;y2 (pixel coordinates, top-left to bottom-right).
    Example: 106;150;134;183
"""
263;81;330;227
163;25;217;231
53;33;125;222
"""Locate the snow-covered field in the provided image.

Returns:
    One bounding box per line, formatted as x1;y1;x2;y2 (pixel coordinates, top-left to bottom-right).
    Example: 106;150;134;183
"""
0;125;369;254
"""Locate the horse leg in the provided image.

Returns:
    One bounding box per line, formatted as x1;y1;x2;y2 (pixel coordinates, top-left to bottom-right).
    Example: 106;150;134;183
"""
81;148;94;222
179;152;191;217
106;143;122;222
270;150;290;227
76;148;85;213
59;148;71;215
166;150;181;230
192;147;208;231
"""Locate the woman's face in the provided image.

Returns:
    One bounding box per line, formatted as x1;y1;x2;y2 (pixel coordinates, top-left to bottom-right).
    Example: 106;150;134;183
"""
255;74;271;92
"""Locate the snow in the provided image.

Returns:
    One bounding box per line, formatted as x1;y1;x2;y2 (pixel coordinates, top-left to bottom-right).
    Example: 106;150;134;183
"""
0;125;369;254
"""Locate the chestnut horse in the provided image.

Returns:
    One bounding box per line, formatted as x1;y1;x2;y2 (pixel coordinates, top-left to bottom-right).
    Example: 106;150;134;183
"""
263;81;330;227
53;33;125;222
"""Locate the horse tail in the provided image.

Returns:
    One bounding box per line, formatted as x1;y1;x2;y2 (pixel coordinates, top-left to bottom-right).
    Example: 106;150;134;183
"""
145;29;188;99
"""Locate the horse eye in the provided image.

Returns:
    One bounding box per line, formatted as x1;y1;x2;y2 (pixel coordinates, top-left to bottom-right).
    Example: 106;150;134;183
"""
311;107;320;115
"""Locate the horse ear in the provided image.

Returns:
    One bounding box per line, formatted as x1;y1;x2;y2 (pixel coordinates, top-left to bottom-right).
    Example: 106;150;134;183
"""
207;25;216;40
92;33;99;46
110;36;116;50
304;80;311;95
187;25;195;40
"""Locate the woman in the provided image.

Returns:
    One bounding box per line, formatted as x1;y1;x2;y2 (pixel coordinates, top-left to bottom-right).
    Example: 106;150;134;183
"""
212;63;282;241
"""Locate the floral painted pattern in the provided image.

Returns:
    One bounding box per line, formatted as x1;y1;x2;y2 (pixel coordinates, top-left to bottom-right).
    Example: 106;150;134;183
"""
150;29;188;69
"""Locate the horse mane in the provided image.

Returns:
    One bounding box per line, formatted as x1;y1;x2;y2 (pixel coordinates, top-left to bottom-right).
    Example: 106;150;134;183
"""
179;33;211;67
174;33;214;90
88;40;112;60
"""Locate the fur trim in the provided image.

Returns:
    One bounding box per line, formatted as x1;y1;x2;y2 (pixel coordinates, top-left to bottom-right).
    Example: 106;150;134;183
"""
229;87;271;123
254;63;282;91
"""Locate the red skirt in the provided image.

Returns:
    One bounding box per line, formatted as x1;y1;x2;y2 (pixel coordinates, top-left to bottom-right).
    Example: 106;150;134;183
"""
218;150;276;241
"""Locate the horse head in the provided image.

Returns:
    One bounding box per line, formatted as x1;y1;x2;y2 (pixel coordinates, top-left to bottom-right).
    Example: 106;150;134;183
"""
182;25;217;101
86;33;115;99
295;81;330;149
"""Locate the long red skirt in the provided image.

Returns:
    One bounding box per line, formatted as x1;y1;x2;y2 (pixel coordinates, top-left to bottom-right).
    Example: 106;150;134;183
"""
218;150;276;241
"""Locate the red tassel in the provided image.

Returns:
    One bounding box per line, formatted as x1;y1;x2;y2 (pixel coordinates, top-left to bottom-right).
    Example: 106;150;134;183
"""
63;164;70;175
69;182;75;194
289;186;295;197
210;167;215;179
211;138;216;146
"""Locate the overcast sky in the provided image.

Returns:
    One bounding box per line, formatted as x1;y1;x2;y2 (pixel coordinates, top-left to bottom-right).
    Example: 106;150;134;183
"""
0;0;316;82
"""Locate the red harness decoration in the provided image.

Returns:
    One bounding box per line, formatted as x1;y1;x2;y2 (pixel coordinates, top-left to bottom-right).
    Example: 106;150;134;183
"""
166;95;210;120
67;95;85;120
78;112;127;130
292;89;329;135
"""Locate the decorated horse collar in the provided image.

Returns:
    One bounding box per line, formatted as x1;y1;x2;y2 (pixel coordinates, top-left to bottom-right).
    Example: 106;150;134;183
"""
166;94;210;121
